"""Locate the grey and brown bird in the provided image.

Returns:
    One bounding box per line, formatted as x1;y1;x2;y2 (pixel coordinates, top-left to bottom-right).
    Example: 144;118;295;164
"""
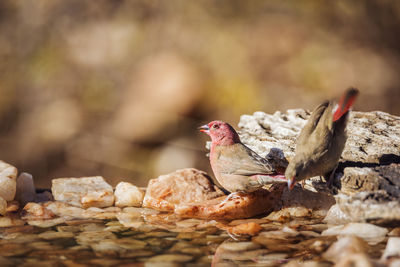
285;88;359;190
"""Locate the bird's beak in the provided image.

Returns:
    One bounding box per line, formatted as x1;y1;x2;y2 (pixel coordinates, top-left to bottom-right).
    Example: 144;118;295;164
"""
198;124;210;134
287;177;296;190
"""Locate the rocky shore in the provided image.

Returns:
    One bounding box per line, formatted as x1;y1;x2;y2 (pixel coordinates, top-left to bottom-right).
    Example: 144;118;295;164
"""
0;110;399;266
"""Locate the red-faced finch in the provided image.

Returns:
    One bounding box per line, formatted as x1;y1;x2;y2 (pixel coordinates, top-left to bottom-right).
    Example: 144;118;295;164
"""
199;121;287;193
285;88;359;190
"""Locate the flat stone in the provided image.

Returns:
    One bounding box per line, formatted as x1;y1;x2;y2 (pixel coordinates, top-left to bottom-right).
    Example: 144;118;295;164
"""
218;222;262;236
0;216;25;227
27;218;66;228
45;201;118;220
143;168;225;212
114;182;144;207
381;237;400;260
22;202;56;220
38;230;74;240
176;186;284;220
323;235;369;263
0;161;17;201
147;254;194;263
15;172;36;206
322;222;388;245
219;241;260;252
330;192;400;224
51;176;114;208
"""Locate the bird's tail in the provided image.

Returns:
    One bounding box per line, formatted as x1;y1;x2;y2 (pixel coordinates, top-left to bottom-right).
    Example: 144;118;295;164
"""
333;88;359;122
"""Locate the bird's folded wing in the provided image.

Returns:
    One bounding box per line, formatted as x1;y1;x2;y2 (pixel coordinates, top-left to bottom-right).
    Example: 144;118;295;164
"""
217;143;275;176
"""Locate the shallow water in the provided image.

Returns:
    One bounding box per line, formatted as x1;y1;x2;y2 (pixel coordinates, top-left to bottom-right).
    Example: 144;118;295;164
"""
0;211;391;267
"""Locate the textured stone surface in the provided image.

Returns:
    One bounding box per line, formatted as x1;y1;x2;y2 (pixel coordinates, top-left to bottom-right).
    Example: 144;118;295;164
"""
326;192;400;225
143;168;225;212
323;235;370;263
238;110;400;163
51;176;114;208
175;187;284;220
322;222;388;245
114;182;144;207
0;161;17;201
0;197;6;216
238;110;400;224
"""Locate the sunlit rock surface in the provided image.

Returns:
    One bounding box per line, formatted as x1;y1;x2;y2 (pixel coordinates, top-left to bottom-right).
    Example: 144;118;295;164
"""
114;182;144;207
175;187;284;220
0;161;17;201
143;168;225;212
239;110;400;224
51;176;114;208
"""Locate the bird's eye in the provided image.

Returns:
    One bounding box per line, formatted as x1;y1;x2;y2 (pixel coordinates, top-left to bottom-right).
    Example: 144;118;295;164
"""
212;124;219;129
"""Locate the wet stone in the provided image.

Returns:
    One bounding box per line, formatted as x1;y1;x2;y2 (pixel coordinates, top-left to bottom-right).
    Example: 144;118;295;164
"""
38;230;75;240
147;254;194;263
322;222;388;245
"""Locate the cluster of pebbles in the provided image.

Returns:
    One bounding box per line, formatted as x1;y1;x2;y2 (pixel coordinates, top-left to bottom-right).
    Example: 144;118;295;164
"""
0;109;399;266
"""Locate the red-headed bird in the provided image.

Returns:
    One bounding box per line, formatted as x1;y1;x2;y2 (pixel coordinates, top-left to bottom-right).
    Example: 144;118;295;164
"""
285;88;359;190
199;121;287;193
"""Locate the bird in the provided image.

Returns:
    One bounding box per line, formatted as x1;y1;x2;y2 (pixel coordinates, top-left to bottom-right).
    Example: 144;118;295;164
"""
285;88;359;190
199;120;287;195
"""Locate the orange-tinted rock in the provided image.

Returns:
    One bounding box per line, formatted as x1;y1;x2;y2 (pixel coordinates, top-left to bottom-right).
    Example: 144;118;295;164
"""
175;186;284;220
142;168;225;212
218;222;263;236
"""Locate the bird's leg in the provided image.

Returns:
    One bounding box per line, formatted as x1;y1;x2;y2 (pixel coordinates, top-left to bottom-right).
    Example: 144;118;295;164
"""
327;164;338;188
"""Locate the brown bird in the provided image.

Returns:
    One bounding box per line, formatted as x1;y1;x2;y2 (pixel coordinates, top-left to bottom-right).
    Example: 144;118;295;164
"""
199;121;287;194
285;88;359;190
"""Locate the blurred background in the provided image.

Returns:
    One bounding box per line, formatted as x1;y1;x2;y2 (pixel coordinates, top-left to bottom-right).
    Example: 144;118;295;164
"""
1;0;400;188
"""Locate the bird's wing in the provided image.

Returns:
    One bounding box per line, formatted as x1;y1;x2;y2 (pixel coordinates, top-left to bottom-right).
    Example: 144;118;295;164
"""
296;100;330;148
215;143;275;176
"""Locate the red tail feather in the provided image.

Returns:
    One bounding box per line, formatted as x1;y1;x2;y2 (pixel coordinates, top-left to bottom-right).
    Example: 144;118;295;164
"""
333;88;359;122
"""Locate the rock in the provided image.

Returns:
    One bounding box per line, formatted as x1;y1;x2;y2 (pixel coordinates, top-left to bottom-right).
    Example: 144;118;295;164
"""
323;235;370;263
0;197;6;215
0;216;25;227
15;172;36;206
0;161;17;201
114;182;144;207
51;176;114;208
45;201;119;220
237;110;400;224
217;222;263;236
332;192;400;224
323;203;352;225
143;168;225;212
381;237;400;260
335;253;374;267
22;202;56;220
339;165;400;198
6;201;19;213
238;110;400;164
322;222;388;245
175;187;284;220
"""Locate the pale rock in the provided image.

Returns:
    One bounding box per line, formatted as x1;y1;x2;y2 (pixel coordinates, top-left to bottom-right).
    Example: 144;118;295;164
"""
323;235;369;263
322;223;388;245
15;172;36;206
334;253;374;267
45;201;119;220
175;187;284;220
22;202;56;220
333;192;400;224
0;161;17;201
323;204;352;225
382;237;400;260
143;168;224;212
0;196;6;215
6;201;19;213
0;216;25;227
51;176;114;208
114;182;144;207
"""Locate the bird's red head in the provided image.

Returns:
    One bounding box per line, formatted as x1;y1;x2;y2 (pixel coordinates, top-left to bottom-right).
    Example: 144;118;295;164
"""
198;120;241;145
